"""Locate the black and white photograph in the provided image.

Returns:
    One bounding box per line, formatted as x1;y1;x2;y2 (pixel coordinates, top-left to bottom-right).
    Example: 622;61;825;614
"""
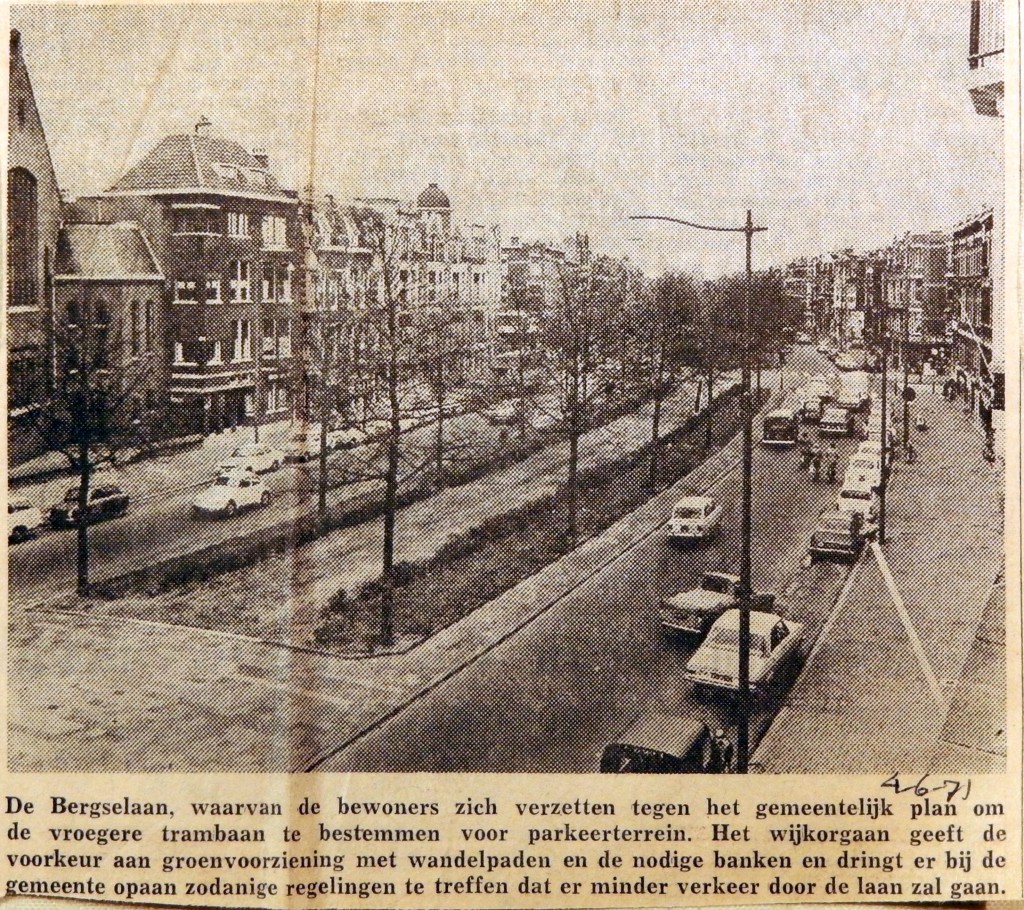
6;0;1009;776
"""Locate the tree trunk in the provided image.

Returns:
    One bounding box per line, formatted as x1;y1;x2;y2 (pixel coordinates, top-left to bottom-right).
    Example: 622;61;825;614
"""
517;344;528;445
567;423;579;544
76;441;91;596
649;344;665;494
435;357;445;490
705;366;714;448
380;352;400;649
317;396;329;523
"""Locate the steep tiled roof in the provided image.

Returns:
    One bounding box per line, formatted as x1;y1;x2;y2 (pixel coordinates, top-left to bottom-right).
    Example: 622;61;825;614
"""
55;223;162;278
106;133;292;200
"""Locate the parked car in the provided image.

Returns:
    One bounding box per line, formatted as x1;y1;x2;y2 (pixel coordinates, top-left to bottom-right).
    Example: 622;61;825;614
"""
859;439;894;467
660;570;776;639
49;483;130;527
795;331;813;345
482;400;521;425
193;472;270;518
820;406;854;436
800;393;825;423
282;433;320;463
836;477;879;522
808;508;865;561
218;442;284;474
599;713;710;773
666;495;724;542
805;375;834;402
362;419;391;441
8;496;45;542
845;453;883;489
329;426;368;450
683;609;805;695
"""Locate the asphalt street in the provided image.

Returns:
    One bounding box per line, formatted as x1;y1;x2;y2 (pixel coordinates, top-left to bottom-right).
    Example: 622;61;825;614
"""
317;346;860;771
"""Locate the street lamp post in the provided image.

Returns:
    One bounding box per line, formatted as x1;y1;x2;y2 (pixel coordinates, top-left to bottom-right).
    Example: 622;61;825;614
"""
629;210;767;773
878;289;889;544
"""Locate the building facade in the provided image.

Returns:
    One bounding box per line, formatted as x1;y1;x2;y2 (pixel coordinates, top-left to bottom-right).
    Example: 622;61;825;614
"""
73;118;304;433
7;29;64;459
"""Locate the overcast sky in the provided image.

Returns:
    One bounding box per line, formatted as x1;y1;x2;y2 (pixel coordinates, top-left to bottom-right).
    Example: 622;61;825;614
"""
11;0;1003;275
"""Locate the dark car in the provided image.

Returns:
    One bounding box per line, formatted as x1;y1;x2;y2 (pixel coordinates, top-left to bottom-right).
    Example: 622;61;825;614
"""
660;570;777;640
599;713;710;773
807;509;865;561
49;483;130;527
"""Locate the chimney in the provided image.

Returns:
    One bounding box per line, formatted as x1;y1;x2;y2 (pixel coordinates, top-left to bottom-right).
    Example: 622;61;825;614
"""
194;115;212;138
252;147;269;169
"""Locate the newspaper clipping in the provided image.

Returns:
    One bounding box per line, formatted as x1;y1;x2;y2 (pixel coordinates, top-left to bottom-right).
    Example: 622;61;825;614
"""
3;0;1020;907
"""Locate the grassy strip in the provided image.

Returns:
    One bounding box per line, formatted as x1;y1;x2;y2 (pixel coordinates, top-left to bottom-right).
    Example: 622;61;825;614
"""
312;386;751;653
88;384;681;598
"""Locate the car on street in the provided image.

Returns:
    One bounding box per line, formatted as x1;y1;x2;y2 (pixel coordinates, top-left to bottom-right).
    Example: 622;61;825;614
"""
599;712;710;773
282;432;321;463
482;400;521;425
836;371;872;411
805;375;834;402
49;483;130;527
820;406;854;436
795;331;813;344
659;570;776;639
683;609;805;695
362;419;391;442
845;452;883;489
666;496;724;542
799;393;825;422
8;496;45;542
218;442;284;474
193;472;271;518
858;438;894;467
836;477;879;522
761;406;801;445
835;350;869;371
329;426;368;450
808;508;866;560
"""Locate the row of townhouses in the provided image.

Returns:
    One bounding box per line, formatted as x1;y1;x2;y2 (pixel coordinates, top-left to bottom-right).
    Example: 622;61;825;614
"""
782;0;1004;444
7;28;592;462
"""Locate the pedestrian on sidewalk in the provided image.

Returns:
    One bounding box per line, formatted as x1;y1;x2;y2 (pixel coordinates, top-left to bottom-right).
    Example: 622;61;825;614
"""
703;727;734;774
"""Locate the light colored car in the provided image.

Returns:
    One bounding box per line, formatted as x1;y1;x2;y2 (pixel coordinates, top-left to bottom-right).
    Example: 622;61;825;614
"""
218;442;284;474
482;400;521;425
8;496;44;542
836;477;879;522
845;453;883;489
193;472;271;518
667;495;724;541
795;331;812;344
282;432;320;463
660;570;776;638
820;407;854;436
683;609;805;694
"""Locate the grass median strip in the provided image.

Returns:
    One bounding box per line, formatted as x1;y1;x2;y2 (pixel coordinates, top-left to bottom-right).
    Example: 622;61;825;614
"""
60;388;751;655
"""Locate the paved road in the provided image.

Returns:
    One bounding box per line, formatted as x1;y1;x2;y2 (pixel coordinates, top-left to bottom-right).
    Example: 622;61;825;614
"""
9;376;716;602
318;346;861;771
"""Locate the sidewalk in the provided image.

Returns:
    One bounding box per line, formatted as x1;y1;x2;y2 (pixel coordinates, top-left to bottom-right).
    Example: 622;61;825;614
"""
754;387;1005;772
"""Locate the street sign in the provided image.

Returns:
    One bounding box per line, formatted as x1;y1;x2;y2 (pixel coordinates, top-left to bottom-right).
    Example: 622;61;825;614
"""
902;386;916;402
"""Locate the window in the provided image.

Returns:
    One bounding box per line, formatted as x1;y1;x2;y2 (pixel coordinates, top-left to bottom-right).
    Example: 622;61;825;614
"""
280;268;292;301
206;277;221;303
7;168;38;309
213;162;238;181
67;300;80;326
278;319;292;357
230;261;251;302
227;212;249;238
175;280;197;303
130;301;141;354
261;215;288;249
173;341;185;364
173;210;218;235
144;300;154;352
232;319;252;361
262;318;275;355
262;267;276;302
208;340;223;365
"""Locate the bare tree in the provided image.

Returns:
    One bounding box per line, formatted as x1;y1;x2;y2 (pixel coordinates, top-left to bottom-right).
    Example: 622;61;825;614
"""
32;307;153;594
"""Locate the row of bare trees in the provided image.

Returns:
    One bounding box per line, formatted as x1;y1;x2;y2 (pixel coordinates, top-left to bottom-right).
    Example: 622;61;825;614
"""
31;201;791;646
